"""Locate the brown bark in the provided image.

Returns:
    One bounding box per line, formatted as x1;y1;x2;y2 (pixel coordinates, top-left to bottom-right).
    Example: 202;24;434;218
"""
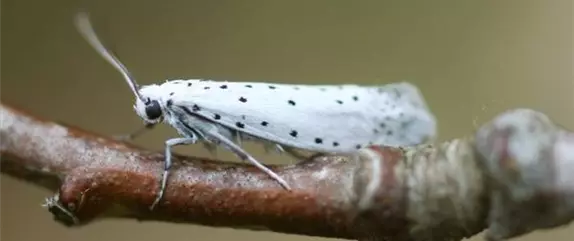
1;102;573;241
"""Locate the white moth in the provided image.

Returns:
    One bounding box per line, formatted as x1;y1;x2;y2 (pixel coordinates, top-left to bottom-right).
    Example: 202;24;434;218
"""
74;12;438;210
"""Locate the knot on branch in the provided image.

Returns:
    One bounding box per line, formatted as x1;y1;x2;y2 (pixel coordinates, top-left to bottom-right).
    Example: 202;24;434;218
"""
474;108;574;241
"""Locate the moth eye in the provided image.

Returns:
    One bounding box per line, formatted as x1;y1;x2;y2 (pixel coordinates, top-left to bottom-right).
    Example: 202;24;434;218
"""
145;100;163;120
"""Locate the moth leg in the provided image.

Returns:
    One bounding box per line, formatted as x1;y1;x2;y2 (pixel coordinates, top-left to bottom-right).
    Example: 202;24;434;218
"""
185;124;217;156
234;131;243;146
206;130;292;190
270;144;299;165
260;143;309;163
150;137;196;210
274;144;286;153
114;123;155;141
202;142;218;156
231;131;253;164
263;142;285;154
282;146;314;162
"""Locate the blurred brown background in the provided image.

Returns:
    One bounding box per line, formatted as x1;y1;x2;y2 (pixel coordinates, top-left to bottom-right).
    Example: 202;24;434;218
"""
1;0;572;240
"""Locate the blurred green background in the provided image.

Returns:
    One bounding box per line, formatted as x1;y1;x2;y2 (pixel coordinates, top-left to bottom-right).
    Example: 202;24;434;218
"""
1;0;572;240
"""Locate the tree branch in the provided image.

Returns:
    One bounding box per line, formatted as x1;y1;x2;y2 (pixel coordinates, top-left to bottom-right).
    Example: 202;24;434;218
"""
1;102;573;241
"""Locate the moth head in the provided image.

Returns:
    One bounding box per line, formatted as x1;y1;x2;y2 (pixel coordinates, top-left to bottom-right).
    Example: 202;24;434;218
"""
134;85;164;124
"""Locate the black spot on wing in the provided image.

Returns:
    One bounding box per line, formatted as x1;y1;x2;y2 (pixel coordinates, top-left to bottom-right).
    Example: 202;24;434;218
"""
289;130;298;137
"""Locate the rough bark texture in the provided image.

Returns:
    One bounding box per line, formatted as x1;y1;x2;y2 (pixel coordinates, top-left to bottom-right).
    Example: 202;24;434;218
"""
1;102;573;241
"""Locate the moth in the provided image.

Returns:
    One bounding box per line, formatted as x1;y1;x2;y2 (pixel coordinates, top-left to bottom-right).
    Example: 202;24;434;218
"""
74;12;438;210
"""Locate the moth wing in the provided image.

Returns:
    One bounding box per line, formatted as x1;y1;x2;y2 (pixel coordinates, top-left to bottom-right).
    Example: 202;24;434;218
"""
165;80;437;152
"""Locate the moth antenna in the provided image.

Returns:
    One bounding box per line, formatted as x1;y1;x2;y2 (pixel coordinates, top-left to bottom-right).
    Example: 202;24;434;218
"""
74;11;145;102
